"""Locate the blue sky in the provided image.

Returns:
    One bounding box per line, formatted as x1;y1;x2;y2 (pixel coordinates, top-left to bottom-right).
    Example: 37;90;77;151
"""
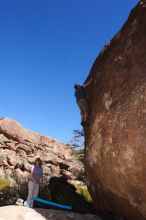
0;0;138;143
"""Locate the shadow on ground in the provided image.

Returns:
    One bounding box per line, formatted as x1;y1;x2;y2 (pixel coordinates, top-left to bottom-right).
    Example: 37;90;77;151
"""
34;176;95;214
34;176;120;220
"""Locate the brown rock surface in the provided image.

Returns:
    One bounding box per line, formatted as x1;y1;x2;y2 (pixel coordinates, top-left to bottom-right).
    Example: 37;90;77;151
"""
84;1;146;220
0;117;84;182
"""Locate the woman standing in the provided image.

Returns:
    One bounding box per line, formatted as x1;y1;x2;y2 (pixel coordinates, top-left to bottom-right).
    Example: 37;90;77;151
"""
25;157;43;207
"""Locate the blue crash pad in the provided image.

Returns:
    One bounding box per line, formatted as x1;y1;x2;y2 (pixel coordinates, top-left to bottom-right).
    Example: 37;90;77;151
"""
33;197;72;210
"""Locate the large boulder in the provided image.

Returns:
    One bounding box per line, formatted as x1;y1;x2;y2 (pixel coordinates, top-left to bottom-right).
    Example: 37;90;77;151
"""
84;1;146;220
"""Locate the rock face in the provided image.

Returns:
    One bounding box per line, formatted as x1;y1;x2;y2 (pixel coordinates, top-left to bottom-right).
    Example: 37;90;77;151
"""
0;205;102;220
84;1;146;220
0;117;84;182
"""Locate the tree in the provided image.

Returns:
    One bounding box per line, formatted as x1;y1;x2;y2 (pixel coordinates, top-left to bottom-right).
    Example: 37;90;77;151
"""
70;129;84;149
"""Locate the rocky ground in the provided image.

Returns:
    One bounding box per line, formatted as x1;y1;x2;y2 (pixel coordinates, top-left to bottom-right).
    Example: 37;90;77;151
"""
0;205;102;220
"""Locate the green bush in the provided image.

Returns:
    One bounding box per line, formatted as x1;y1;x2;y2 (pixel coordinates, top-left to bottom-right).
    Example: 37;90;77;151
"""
0;178;28;206
0;178;17;206
0;179;11;190
76;186;92;203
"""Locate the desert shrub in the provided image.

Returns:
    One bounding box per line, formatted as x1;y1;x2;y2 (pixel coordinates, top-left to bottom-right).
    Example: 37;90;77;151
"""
0;179;11;190
0;178;17;206
75;185;92;203
0;177;28;206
